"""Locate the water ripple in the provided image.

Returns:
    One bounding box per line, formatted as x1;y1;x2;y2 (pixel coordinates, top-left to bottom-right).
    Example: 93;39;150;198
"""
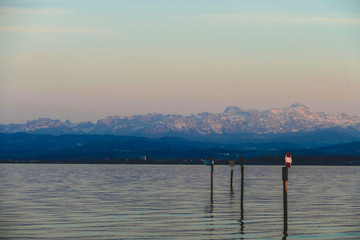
0;164;359;239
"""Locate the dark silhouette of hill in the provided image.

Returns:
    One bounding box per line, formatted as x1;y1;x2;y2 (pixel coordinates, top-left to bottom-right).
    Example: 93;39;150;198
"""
1;133;359;165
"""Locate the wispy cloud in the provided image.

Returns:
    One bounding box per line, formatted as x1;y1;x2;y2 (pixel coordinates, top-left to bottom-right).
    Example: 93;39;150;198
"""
0;0;60;4
0;26;110;33
196;14;314;25
197;14;360;26
313;17;360;25
0;6;73;16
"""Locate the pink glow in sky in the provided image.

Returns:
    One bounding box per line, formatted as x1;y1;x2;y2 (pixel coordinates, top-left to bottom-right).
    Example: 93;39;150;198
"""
1;0;360;123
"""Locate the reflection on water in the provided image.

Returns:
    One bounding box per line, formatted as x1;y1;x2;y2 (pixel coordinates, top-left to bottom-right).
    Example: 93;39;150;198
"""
0;165;359;239
238;186;245;238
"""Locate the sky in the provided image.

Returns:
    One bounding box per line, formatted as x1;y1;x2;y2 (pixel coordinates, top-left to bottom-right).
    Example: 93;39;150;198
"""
1;0;360;123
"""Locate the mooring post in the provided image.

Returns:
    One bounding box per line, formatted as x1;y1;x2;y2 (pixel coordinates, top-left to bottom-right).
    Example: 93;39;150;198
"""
240;156;244;219
229;160;235;191
282;166;288;236
211;158;214;197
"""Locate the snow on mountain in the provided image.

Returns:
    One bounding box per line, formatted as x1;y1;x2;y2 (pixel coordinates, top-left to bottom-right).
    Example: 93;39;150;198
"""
1;104;359;136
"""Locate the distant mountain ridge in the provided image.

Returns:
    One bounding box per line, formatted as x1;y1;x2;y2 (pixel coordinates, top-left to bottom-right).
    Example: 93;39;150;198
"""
1;103;360;136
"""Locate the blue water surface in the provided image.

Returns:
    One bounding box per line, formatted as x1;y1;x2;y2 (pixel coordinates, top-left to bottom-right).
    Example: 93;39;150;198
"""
0;164;359;239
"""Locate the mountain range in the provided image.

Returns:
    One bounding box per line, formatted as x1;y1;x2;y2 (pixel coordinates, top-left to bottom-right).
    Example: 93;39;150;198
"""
1;103;360;164
1;103;360;138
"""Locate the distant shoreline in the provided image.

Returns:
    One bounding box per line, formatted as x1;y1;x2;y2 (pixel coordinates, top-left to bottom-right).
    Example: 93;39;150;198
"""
1;155;359;166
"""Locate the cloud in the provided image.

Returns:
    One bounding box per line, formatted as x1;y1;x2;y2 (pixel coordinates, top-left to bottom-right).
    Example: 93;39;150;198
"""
0;0;61;5
0;26;110;33
313;17;360;25
197;14;360;26
0;6;73;16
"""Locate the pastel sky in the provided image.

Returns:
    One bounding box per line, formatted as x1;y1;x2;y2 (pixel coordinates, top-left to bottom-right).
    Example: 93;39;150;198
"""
1;0;360;123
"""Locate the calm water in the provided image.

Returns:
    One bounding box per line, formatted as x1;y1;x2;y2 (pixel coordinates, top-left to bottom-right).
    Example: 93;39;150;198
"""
0;164;359;240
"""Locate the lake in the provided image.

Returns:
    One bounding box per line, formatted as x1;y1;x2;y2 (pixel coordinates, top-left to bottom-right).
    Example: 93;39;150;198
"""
0;164;359;239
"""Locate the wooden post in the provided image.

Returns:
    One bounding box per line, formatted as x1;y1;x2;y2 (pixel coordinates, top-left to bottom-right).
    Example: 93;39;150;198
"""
229;160;235;191
282;166;288;236
240;156;244;220
211;159;214;199
230;168;234;191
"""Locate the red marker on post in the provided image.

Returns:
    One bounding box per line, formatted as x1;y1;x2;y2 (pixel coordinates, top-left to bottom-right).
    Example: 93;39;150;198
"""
285;152;292;168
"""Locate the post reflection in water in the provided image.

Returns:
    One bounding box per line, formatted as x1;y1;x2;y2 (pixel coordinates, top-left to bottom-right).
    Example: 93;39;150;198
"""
209;187;214;233
283;213;288;240
239;190;245;236
239;158;245;236
230;187;234;199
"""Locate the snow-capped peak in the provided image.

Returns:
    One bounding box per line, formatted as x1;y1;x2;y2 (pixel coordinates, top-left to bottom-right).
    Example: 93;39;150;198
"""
290;103;309;109
1;103;359;136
